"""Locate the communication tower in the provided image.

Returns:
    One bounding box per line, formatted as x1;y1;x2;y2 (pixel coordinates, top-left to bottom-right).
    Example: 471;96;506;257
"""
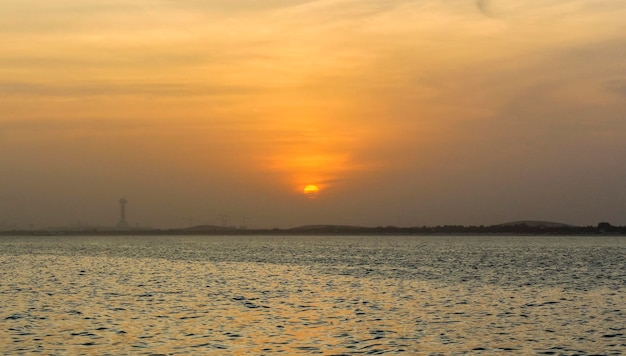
117;198;130;229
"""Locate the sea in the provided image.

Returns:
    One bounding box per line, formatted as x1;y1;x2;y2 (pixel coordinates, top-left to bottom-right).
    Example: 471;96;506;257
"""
0;235;624;355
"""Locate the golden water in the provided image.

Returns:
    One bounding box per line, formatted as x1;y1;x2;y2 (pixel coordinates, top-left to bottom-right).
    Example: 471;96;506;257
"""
1;235;624;355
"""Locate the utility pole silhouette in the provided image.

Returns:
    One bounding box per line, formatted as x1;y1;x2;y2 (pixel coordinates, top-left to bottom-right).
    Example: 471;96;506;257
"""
240;216;250;230
220;214;229;227
117;198;130;229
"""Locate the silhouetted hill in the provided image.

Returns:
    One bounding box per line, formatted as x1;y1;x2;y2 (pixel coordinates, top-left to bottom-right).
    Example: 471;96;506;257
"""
495;220;577;228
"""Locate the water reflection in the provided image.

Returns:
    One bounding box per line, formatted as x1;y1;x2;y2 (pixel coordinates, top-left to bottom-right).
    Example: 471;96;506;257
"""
1;235;624;354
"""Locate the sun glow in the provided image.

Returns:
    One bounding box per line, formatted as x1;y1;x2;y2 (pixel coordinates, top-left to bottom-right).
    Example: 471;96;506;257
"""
303;184;320;197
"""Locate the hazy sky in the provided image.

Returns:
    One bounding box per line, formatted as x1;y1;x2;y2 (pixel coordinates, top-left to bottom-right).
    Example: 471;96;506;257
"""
1;0;625;229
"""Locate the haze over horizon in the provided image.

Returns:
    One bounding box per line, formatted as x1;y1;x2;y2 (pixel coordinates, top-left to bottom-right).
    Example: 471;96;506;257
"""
1;0;625;229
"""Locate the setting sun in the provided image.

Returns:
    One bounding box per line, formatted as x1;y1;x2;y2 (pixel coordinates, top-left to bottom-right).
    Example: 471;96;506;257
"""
303;184;320;198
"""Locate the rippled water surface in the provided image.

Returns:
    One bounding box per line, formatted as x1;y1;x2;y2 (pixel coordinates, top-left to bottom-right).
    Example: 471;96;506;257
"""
1;235;624;355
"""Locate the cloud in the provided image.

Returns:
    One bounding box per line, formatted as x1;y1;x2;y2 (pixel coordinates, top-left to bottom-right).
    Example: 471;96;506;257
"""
0;82;258;98
162;0;320;13
605;79;626;96
476;0;492;17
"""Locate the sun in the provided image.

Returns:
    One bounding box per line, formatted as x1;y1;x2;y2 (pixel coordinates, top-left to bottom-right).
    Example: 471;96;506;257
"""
303;184;320;198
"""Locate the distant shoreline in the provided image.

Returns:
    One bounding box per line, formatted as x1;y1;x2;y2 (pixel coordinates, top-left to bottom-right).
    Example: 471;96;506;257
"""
2;223;625;236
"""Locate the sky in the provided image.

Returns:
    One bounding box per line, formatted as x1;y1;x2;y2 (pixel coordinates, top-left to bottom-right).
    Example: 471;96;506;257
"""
1;0;625;229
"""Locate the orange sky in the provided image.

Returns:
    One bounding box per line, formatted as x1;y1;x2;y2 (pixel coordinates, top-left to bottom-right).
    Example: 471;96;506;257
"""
1;0;625;228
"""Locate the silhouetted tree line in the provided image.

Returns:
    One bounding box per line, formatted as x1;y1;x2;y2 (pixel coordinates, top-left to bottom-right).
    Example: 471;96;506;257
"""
2;222;625;236
292;222;626;235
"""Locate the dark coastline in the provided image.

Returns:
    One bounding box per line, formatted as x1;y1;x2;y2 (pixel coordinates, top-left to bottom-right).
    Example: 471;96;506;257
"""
2;222;625;236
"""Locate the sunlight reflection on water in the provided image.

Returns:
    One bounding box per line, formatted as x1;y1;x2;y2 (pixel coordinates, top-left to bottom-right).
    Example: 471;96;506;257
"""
0;235;624;354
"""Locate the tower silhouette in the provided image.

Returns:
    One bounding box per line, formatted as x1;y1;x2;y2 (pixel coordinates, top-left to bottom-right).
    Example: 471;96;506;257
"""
117;198;130;229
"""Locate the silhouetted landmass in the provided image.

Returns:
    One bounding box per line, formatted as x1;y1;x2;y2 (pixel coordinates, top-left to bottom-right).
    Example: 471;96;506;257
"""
181;224;236;232
494;220;576;228
1;221;625;236
289;225;370;233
